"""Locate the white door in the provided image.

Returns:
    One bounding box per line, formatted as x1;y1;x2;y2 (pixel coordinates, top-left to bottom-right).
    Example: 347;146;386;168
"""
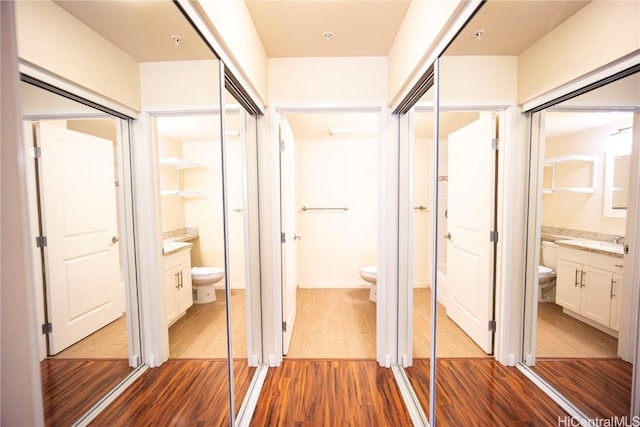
446;113;497;354
280;117;298;354
36;122;122;355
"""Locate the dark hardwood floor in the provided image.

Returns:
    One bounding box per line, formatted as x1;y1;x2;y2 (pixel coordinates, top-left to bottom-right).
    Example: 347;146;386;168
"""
41;359;132;427
405;358;568;426
47;358;633;426
89;359;255;426
251;359;412;426
533;358;632;420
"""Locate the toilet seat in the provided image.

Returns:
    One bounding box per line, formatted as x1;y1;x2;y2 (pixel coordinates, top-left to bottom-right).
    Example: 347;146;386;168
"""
360;266;377;275
538;265;554;276
191;266;224;281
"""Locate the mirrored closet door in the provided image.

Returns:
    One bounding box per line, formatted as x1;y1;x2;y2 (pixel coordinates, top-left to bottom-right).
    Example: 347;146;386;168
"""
524;70;640;420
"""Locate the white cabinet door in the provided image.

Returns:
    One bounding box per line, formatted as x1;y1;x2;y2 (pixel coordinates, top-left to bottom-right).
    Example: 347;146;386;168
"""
176;261;193;314
610;272;622;331
165;266;180;326
556;259;582;313
580;265;612;326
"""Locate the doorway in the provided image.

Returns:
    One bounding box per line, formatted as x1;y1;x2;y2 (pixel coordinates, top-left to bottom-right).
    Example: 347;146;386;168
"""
22;80;141;426
412;107;502;359
277;110;380;359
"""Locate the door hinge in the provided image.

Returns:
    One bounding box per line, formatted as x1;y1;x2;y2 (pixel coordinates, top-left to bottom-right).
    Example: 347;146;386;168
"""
624;244;629;255
30;147;42;158
41;322;53;334
282;321;287;332
281;232;286;244
490;230;499;242
492;138;500;150
488;320;496;332
36;235;47;248
280;140;285;152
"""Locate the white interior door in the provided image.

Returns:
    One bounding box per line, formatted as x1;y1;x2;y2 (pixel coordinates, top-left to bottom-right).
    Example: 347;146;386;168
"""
446;113;497;354
36;122;122;355
280;117;298;355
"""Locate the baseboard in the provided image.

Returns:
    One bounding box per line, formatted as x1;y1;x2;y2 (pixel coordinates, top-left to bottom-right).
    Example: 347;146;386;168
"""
297;282;371;289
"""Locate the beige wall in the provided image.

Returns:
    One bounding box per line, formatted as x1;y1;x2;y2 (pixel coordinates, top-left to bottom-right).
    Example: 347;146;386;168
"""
542;118;632;235
15;0;140;111
158;135;186;233
139;60;220;111
197;0;268;105
518;0;640;105
296;137;377;288
440;56;518;105
268;57;387;106
387;0;464;105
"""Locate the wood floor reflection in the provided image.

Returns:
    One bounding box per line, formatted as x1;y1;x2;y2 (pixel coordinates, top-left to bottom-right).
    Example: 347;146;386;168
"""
533;358;632;419
41;359;132;427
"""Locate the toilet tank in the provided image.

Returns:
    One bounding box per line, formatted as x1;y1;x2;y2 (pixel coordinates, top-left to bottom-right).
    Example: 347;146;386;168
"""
541;241;558;269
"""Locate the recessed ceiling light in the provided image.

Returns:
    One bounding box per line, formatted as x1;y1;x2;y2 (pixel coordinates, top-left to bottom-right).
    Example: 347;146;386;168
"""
472;30;485;40
329;128;351;136
170;35;183;46
323;31;334;42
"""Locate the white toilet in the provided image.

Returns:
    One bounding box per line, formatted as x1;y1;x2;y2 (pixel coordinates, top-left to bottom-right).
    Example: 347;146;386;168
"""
359;266;377;302
539;241;558;302
191;266;224;304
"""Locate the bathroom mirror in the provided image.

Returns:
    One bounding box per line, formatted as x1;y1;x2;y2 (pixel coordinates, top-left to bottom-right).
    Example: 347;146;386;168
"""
604;131;632;218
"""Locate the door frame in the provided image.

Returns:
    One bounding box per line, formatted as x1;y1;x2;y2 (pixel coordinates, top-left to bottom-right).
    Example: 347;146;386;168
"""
21;96;142;367
265;105;392;366
401;104;517;365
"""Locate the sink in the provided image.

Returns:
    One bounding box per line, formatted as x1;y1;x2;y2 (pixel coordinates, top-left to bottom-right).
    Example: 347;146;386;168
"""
581;241;624;254
556;239;623;255
163;241;191;255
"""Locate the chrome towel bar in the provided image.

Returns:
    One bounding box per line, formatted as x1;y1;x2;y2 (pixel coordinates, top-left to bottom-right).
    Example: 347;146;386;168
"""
301;206;349;211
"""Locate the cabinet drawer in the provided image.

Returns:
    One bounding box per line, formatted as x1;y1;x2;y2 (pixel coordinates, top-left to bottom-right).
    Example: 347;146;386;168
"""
558;246;621;272
163;248;191;269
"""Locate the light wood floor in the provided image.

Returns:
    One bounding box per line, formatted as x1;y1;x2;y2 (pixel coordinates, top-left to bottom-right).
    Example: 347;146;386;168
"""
536;302;618;358
52;289;617;361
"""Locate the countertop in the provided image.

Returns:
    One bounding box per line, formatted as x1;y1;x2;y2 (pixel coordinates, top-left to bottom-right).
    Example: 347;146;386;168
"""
162;227;199;255
162;241;193;256
553;238;624;258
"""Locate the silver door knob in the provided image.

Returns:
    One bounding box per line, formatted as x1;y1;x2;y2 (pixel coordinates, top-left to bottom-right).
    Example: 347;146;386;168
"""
444;233;452;240
294;235;301;241
111;236;120;244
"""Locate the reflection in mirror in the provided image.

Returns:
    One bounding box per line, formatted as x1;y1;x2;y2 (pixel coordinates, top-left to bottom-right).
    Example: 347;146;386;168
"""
605;130;632;217
21;80;140;425
15;0;236;424
276;110;378;360
530;72;639;419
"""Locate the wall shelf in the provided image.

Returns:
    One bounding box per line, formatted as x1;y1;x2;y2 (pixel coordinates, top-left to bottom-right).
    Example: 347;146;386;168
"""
543;154;597;194
160;157;205;197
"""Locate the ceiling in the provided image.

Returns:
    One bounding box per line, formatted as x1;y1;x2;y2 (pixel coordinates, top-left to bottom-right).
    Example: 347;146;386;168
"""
445;0;590;55
244;0;410;58
53;0;213;62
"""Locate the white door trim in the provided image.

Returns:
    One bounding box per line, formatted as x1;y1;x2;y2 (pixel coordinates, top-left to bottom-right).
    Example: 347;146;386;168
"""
264;105;393;367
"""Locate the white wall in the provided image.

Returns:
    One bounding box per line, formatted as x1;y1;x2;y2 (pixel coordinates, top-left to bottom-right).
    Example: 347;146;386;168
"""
15;0;140;111
543;118;632;236
181;139;246;288
413;137;431;287
268;57;387;106
296;137;377;288
158;136;186;232
518;0;640;105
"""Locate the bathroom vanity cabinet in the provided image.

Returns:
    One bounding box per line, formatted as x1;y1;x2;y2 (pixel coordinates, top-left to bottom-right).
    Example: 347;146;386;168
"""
163;247;193;326
556;245;623;333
